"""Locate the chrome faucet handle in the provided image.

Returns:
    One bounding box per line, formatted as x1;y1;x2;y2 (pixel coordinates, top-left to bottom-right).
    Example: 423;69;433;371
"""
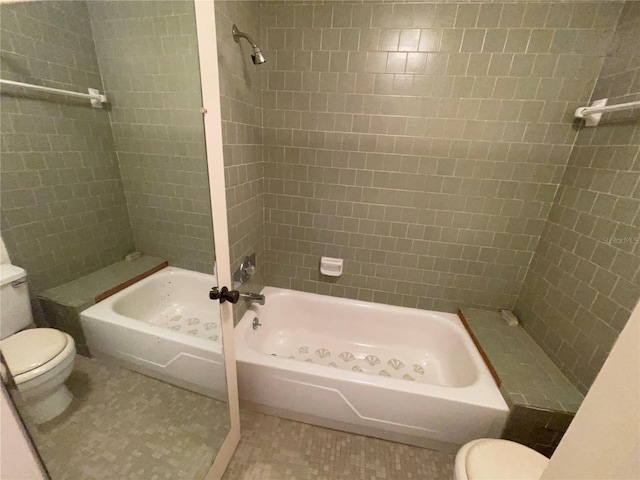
233;253;257;285
243;263;256;277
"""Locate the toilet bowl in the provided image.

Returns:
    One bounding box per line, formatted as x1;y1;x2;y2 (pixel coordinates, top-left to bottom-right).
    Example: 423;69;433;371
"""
1;328;76;423
454;438;549;480
1;264;77;423
0;328;76;423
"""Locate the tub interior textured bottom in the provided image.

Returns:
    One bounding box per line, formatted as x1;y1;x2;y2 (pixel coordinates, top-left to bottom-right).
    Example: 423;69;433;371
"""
151;304;221;342
273;342;436;383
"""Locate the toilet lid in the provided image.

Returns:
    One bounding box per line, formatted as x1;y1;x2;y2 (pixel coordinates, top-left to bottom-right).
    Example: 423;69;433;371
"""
0;328;68;375
466;439;549;479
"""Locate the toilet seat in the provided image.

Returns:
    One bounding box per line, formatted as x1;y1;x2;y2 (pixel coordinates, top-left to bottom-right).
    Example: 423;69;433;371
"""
456;439;549;480
0;328;75;384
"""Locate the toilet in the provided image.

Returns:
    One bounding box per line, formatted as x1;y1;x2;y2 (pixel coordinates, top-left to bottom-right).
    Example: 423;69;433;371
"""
454;438;549;480
0;264;76;424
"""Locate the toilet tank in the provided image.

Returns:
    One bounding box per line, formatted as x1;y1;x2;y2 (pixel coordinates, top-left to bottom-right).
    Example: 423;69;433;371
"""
0;264;34;340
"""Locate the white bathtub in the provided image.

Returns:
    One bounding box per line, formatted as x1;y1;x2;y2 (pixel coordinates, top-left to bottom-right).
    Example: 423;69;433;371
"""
80;267;227;400
235;287;509;452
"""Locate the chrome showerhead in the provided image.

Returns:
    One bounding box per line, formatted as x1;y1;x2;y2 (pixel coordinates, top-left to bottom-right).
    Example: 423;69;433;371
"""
252;48;266;65
232;24;266;66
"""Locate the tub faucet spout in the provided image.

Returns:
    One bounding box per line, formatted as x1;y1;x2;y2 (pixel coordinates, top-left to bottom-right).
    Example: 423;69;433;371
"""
241;292;265;305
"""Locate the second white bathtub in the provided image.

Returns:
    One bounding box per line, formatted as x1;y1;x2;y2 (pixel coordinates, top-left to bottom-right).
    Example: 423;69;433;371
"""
236;287;509;452
80;267;226;400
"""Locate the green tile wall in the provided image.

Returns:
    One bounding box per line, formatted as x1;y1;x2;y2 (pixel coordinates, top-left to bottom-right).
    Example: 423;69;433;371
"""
215;1;266;322
87;1;215;274
515;1;640;394
502;405;574;458
0;2;135;312
260;1;624;312
461;308;583;413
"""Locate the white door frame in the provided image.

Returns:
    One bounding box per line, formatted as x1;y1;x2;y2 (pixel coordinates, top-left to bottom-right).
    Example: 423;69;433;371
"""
194;1;241;478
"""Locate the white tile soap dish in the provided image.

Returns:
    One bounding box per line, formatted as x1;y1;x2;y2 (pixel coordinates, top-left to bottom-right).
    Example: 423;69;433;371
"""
320;257;343;277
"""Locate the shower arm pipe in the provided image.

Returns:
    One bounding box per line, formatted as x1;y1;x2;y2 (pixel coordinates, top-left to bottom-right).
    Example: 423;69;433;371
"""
231;24;266;65
0;79;107;108
232;24;258;49
574;98;640;127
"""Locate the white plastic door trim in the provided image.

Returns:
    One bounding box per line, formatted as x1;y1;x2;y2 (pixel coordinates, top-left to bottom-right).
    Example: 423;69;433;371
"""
194;1;241;478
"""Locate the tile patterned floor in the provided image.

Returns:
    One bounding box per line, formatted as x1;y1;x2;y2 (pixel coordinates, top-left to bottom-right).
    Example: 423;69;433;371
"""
20;355;230;480
15;356;454;479
223;410;455;480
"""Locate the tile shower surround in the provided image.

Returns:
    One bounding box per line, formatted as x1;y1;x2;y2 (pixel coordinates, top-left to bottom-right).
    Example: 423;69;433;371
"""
515;1;640;394
258;1;625;313
215;0;266;323
217;1;638;395
0;2;135;305
87;1;215;274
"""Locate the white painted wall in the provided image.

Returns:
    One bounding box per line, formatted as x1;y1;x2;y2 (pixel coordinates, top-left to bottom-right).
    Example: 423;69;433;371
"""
0;384;47;480
542;301;640;479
